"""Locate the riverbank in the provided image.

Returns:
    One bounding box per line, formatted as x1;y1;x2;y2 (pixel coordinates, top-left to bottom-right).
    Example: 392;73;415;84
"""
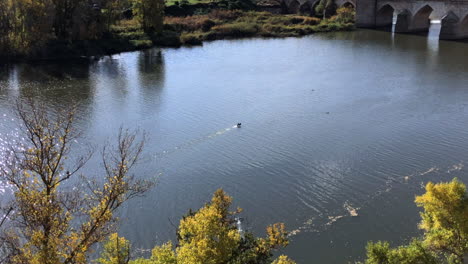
0;9;354;63
165;9;354;45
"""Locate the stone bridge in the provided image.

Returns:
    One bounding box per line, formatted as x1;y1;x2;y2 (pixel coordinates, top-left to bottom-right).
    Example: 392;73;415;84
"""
281;0;356;16
356;0;468;39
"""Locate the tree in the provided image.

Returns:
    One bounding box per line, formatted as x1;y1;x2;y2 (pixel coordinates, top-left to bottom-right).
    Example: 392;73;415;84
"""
415;179;468;263
102;0;132;33
97;233;131;264
101;189;294;264
132;0;165;33
51;0;86;39
0;99;154;264
314;0;336;19
271;255;297;264
0;0;55;55
0;0;11;52
175;189;241;264
148;242;177;264
331;7;355;24
0;0;135;56
363;178;468;264
364;240;438;264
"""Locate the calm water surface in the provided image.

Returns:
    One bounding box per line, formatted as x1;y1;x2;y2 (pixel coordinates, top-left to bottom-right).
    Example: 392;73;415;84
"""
1;28;468;263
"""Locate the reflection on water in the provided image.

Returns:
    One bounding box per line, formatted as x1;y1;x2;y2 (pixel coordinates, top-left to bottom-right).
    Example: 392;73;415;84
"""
2;31;468;263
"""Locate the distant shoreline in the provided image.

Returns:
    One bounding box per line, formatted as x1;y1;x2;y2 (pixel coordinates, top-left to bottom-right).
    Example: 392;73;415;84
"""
1;9;355;64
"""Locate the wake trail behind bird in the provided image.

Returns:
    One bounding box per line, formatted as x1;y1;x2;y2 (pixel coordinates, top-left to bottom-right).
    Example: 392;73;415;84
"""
141;125;239;162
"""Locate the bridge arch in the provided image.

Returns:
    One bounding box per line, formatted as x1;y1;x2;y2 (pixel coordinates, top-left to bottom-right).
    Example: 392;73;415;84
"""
459;14;468;37
395;9;412;32
440;11;468;39
440;11;460;39
287;0;300;14
341;1;355;8
411;5;434;32
335;0;355;8
299;2;313;15
376;4;394;28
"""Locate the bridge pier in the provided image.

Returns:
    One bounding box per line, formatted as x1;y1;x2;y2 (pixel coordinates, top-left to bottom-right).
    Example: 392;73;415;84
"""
356;0;377;27
375;5;393;28
440;12;468;39
394;10;411;32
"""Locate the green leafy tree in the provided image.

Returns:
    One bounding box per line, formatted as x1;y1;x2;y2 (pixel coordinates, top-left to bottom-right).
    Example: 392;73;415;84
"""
51;0;86;39
132;0;165;33
0;0;55;54
364;240;438;264
315;0;336;19
331;7;355;23
102;0;132;32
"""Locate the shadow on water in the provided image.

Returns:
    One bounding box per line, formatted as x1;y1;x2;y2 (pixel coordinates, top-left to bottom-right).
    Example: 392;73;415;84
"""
138;49;166;90
0;61;94;112
0;50;167;132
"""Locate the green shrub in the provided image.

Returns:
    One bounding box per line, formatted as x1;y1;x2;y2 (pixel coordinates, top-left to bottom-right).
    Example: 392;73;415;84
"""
289;17;304;24
202;31;218;40
117;31;148;40
302;17;321;25
341;22;355;30
326;22;339;31
330;7;355;23
208;9;243;20
201;19;216;31
180;33;203;45
130;39;153;49
211;22;259;37
262;24;286;34
153;31;182;46
111;19;142;34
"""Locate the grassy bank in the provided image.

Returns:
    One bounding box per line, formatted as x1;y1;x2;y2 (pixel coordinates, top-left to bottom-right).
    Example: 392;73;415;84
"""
113;8;354;48
1;9;354;62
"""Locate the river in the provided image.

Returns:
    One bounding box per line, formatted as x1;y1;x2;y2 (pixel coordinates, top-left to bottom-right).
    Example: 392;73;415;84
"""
1;28;468;263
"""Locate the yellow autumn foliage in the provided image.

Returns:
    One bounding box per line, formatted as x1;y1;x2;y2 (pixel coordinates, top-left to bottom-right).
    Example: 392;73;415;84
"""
103;189;294;264
272;255;297;264
176;189;241;264
415;178;468;263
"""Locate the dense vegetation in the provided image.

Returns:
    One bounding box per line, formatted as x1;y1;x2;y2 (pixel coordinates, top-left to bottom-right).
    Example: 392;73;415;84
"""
164;8;354;45
0;0;354;61
0;0;164;60
97;190;295;264
363;179;468;264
